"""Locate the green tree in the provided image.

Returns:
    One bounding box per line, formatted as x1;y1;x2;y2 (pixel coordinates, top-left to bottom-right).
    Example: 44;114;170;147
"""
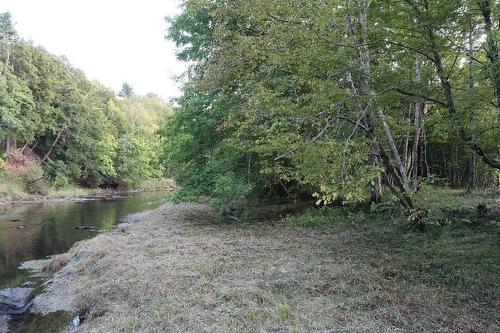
118;82;134;98
1;12;166;190
163;0;499;222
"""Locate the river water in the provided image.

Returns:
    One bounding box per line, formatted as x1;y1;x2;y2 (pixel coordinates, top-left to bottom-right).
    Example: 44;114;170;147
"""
0;192;169;332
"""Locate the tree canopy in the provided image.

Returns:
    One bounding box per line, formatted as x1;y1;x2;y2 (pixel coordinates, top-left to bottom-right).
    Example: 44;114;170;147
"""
162;0;499;218
1;13;170;189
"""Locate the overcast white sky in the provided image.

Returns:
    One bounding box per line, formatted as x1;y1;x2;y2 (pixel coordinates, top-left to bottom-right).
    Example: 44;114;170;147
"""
0;0;187;100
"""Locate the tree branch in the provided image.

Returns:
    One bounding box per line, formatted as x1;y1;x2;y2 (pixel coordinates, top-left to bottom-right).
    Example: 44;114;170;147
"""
392;88;448;107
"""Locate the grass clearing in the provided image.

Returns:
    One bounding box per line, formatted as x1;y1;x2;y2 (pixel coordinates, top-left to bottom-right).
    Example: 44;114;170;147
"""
38;191;499;332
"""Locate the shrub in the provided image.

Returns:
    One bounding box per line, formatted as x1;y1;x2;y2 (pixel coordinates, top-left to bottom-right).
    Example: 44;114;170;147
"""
52;174;70;189
0;157;5;174
44;160;71;188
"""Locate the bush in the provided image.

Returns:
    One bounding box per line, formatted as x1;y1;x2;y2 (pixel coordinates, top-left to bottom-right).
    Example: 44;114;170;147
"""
0;157;5;174
52;174;70;189
44;160;71;188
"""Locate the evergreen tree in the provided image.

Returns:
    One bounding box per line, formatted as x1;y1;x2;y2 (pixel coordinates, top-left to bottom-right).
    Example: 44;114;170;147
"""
118;82;134;98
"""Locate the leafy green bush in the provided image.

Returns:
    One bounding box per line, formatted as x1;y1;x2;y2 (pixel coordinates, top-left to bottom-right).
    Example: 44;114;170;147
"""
52;174;70;189
44;160;70;189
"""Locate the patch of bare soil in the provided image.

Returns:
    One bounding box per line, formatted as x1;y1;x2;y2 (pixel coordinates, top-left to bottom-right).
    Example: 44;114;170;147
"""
37;203;497;332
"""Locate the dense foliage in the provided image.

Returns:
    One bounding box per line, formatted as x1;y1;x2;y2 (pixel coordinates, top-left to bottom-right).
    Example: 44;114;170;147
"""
162;0;499;216
0;13;170;189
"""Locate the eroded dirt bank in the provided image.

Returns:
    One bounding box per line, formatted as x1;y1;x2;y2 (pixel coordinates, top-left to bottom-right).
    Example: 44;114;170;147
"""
35;203;497;332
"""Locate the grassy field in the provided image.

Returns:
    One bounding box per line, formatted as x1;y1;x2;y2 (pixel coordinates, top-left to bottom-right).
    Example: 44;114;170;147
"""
37;189;499;333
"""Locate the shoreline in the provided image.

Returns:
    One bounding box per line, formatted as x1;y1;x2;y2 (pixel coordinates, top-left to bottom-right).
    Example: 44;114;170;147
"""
21;202;498;332
0;184;176;207
0;196;100;207
1;196;173;332
27;203;201;318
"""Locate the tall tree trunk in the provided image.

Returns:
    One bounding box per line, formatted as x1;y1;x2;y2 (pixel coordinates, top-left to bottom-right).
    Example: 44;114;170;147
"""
357;2;384;202
422;127;431;178
374;138;414;209
4;138;11;159
402;108;410;173
4;138;12;163
378;108;411;192
370;157;383;203
411;105;422;192
345;0;416;209
411;61;424;192
478;0;500;108
343;0;383;203
467;26;477;190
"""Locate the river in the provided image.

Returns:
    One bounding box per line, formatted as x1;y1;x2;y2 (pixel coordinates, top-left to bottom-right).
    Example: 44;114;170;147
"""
0;192;169;332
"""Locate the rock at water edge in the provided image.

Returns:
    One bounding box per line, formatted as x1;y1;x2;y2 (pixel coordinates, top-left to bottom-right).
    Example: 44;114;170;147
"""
0;288;35;315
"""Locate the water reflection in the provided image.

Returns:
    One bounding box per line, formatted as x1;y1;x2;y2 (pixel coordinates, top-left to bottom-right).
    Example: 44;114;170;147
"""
0;193;168;289
9;311;73;333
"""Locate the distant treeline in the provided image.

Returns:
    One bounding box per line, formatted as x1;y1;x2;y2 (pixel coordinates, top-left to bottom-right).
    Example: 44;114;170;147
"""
162;0;499;214
0;13;170;188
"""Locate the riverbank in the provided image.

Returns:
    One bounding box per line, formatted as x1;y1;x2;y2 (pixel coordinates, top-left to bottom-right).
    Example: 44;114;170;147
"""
0;178;176;206
31;198;499;332
1;192;172;332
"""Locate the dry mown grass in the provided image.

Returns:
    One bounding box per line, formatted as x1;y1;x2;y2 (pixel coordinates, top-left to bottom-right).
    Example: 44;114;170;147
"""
41;202;499;333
